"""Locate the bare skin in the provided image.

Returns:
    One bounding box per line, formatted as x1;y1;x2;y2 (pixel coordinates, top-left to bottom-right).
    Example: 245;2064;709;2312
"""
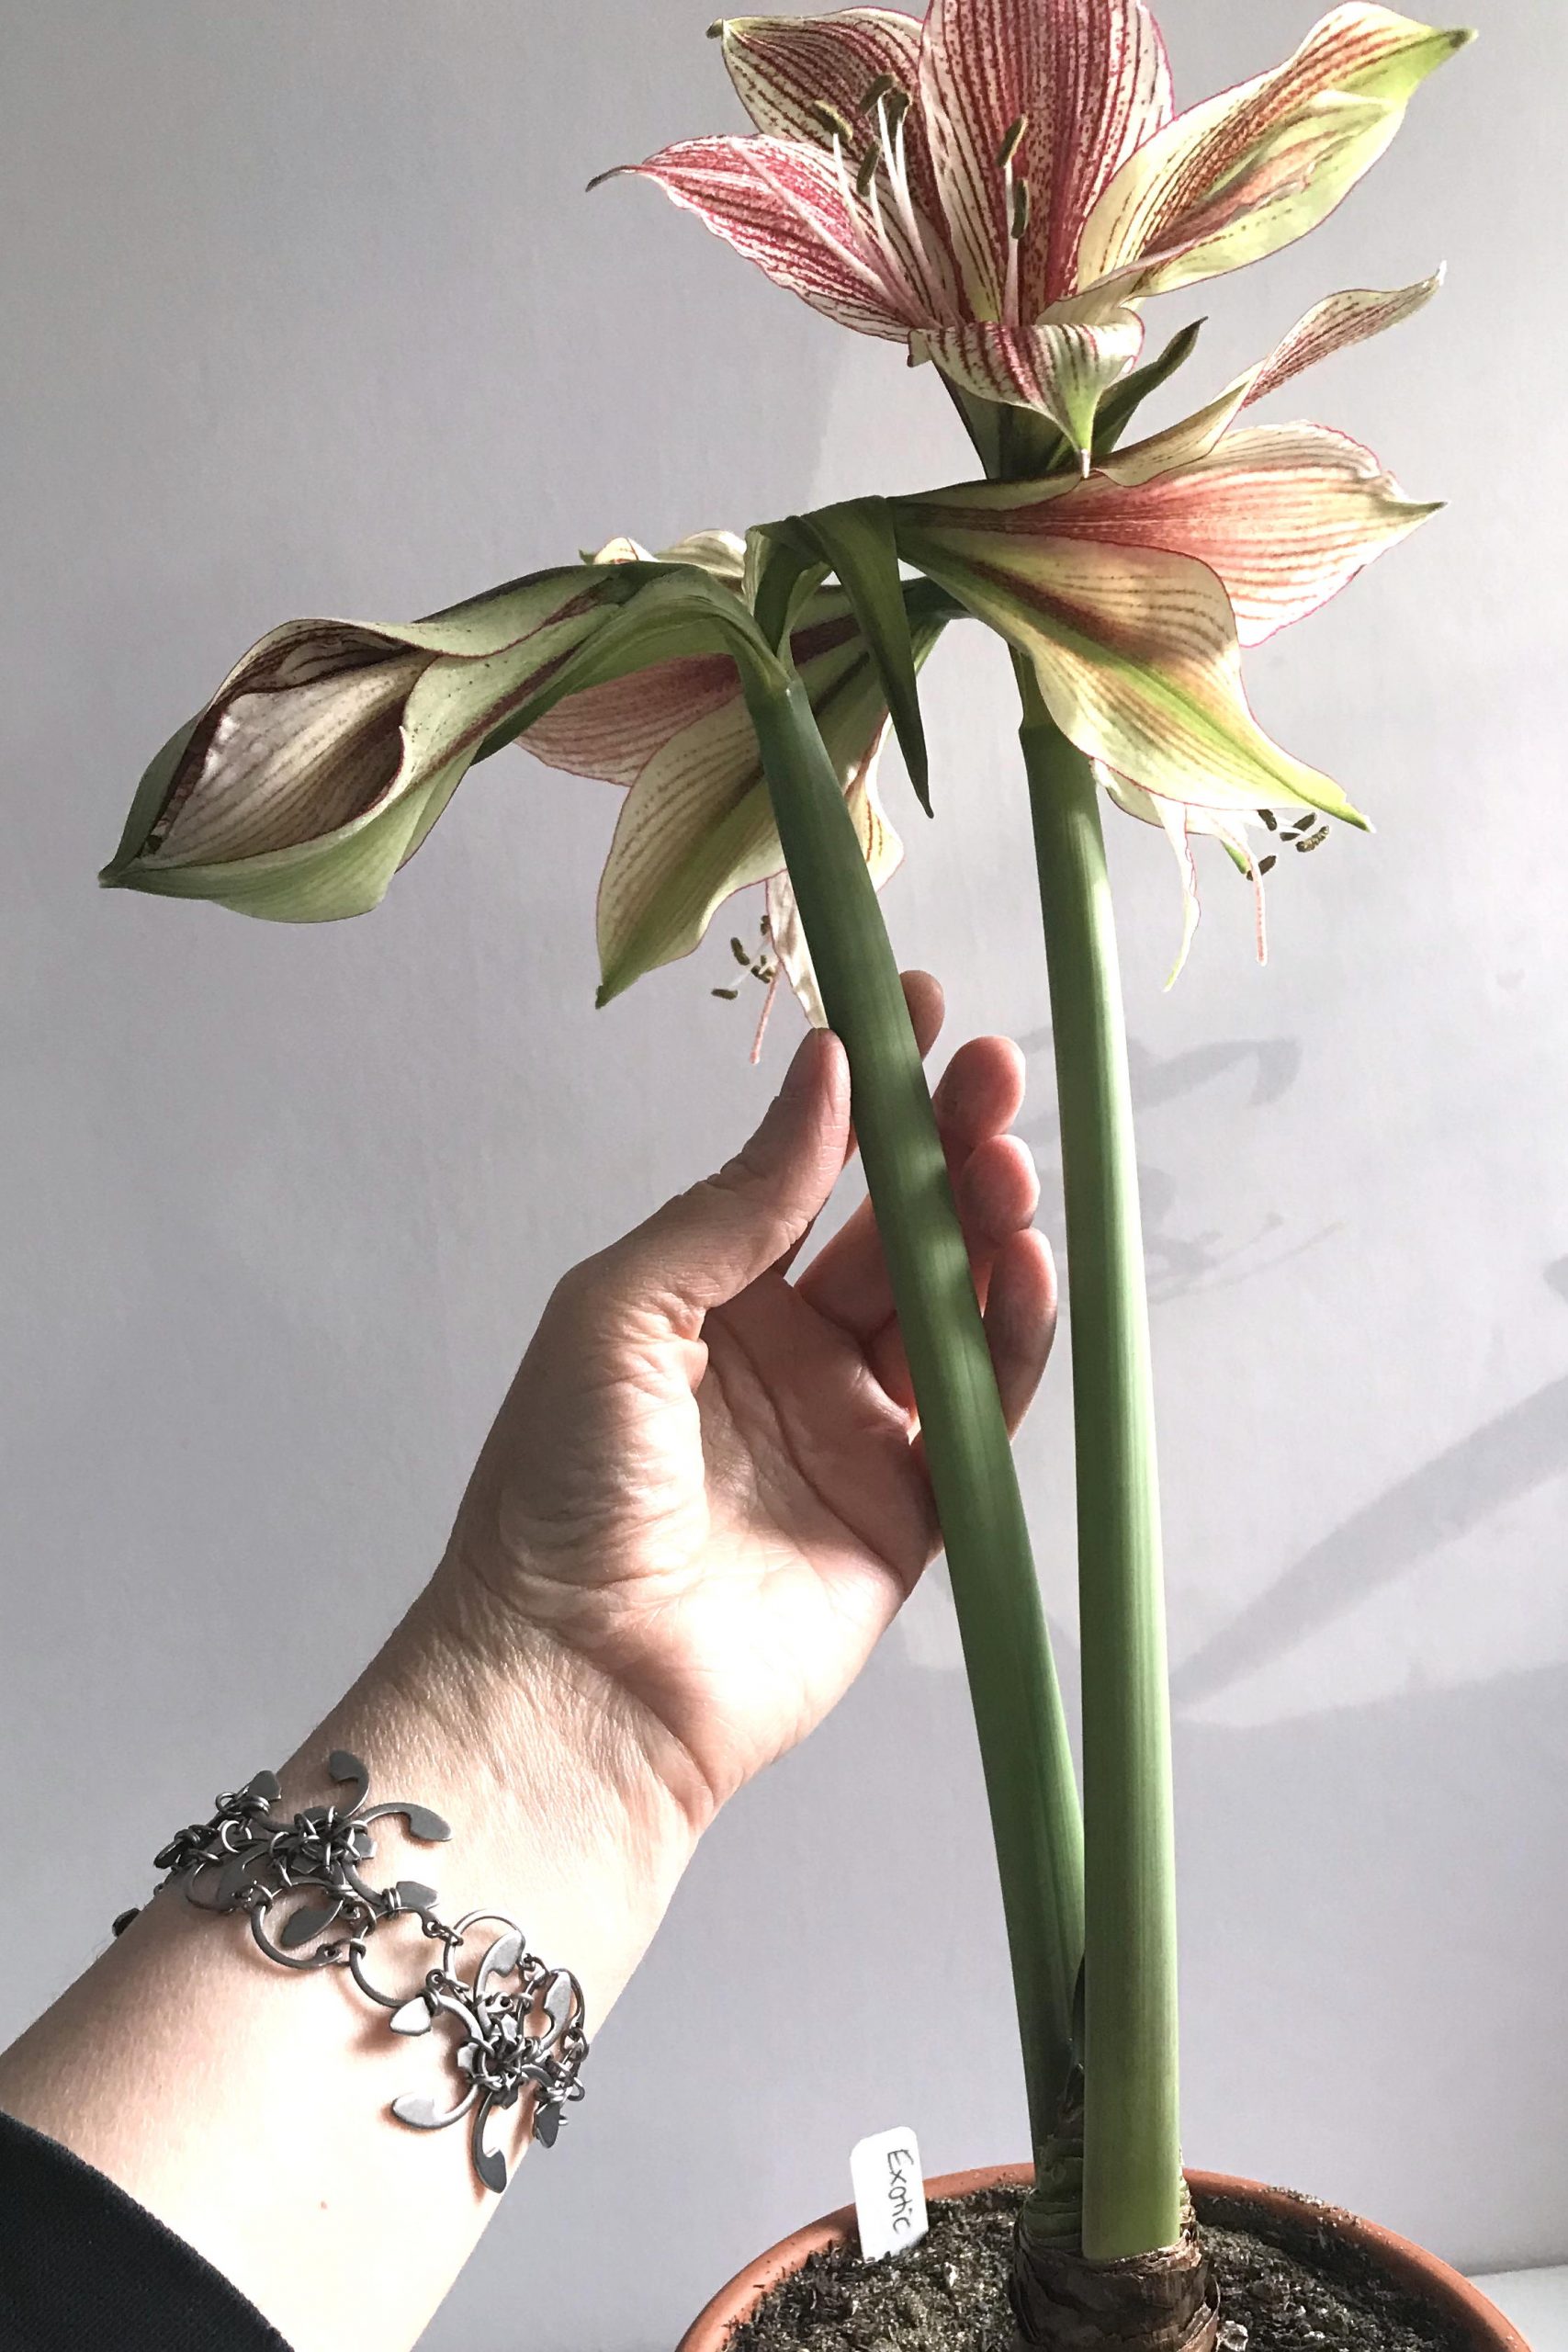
0;974;1055;2352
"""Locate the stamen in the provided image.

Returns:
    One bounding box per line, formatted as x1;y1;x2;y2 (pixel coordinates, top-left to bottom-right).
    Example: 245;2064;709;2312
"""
857;73;900;113
998;118;1029;325
874;92;953;322
810;100;857;145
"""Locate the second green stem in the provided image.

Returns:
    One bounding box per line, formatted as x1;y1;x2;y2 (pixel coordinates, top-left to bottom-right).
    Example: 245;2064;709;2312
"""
1020;672;1182;2262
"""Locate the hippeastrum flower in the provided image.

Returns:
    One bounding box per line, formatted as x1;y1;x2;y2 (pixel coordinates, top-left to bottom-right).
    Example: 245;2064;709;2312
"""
520;531;949;1020
605;2;1469;456
886;280;1442;968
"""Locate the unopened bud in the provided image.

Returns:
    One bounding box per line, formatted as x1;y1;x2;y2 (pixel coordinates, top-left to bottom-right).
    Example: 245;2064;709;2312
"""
100;571;631;922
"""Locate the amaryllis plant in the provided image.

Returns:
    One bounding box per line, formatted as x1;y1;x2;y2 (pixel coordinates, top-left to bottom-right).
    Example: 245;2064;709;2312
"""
103;4;1469;2346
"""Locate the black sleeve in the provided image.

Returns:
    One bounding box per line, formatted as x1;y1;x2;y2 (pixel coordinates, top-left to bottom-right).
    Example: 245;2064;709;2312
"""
0;2108;293;2351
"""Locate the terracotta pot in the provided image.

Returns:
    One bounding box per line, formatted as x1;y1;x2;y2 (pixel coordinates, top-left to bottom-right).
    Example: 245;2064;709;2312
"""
676;2165;1530;2352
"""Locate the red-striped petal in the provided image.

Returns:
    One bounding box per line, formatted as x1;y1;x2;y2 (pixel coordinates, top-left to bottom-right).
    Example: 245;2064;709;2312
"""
1106;275;1443;485
611;136;920;336
919;0;1172;318
716;11;935;208
913;310;1143;453
942;422;1438;649
1076;6;1470;299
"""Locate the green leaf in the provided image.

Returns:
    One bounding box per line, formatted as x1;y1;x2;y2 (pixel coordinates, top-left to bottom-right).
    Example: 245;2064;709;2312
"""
783;497;931;815
744;519;829;653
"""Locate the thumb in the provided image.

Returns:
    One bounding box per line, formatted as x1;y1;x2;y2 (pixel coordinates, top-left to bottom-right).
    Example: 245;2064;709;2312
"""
598;1028;850;1328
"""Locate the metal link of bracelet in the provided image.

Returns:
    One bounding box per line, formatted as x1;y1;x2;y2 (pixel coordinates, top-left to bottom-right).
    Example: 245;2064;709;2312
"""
113;1749;588;2191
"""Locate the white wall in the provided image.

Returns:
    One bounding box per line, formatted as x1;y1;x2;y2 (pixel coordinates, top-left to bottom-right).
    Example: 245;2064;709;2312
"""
2;3;1562;2342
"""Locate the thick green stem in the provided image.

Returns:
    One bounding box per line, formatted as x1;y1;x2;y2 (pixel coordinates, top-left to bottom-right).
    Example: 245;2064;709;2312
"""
745;670;1085;2154
1018;673;1181;2262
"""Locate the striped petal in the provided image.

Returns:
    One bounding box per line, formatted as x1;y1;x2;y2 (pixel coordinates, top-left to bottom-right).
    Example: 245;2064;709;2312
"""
766;729;904;1028
609;135;922;336
714;10;945;236
1106;274;1442;483
1044;423;1439;645
919;0;1172;317
913;309;1143;458
896;497;1364;823
1074;8;1472;300
587;608;895;1003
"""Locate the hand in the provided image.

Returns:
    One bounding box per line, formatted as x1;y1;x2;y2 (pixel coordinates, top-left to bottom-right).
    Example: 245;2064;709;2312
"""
440;974;1055;1832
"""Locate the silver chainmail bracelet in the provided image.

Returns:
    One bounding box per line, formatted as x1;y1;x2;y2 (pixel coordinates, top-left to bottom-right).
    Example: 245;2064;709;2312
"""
112;1748;588;2191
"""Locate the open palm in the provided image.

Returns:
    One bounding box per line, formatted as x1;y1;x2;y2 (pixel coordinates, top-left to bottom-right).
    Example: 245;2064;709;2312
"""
446;975;1055;1826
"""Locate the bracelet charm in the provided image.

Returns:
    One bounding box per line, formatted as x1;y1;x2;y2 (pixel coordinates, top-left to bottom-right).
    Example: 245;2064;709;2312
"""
113;1750;588;2191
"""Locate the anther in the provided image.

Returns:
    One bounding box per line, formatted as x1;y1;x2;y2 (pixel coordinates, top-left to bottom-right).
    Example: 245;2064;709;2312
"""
1010;176;1032;240
997;115;1029;171
855;146;880;197
858;73;899;112
810;101;857;144
1258;853;1278;875
1294;826;1329;854
1257;808;1279;831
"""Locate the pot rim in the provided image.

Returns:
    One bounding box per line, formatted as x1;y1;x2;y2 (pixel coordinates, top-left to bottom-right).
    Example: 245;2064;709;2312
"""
675;2165;1530;2352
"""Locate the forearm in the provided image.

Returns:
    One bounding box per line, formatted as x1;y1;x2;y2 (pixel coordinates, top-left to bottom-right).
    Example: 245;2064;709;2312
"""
0;1569;698;2352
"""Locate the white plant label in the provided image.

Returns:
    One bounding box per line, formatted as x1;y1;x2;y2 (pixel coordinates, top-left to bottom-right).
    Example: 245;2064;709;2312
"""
851;2126;928;2261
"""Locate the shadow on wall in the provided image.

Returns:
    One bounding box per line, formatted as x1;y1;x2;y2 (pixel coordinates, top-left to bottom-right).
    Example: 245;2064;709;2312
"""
1174;1258;1568;1710
1016;1026;1327;1306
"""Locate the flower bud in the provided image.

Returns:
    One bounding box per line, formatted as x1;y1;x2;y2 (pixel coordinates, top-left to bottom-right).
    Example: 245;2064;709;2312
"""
101;571;632;922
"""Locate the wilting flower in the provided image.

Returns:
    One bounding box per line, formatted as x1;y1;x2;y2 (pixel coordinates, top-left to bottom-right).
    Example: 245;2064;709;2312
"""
99;568;656;922
607;1;1469;454
888;281;1441;970
522;531;946;1025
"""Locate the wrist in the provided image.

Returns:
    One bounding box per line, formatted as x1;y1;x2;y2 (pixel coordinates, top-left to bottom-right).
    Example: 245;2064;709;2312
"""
301;1570;701;2029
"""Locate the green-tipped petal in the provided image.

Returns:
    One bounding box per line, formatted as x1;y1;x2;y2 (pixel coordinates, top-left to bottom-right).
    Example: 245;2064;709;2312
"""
1106;274;1444;484
914;312;1145;464
1075;8;1472;301
897;500;1366;825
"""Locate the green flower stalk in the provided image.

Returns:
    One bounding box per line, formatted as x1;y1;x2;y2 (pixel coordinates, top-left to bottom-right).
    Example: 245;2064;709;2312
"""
739;660;1086;2154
